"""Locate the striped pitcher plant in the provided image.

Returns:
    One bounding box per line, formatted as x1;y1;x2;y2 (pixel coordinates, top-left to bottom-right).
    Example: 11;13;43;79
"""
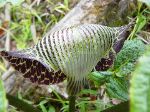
0;23;133;111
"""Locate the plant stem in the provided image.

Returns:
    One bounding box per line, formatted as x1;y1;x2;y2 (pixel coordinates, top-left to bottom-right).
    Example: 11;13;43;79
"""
69;95;76;112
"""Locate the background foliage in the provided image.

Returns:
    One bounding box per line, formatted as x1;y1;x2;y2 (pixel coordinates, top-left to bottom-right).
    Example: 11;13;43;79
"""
0;0;150;112
0;73;7;112
130;46;150;112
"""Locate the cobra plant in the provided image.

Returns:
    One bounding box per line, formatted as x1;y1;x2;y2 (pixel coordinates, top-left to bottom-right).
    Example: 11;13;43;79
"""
0;23;132;111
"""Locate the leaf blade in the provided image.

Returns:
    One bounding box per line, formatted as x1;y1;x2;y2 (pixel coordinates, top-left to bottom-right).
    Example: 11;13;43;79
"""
130;46;150;112
0;73;8;112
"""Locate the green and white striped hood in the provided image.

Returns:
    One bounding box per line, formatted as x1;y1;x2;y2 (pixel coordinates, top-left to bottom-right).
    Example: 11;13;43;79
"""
0;23;130;95
35;24;116;81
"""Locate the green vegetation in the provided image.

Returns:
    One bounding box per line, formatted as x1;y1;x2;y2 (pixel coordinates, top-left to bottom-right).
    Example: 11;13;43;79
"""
0;73;7;112
130;46;150;112
0;0;150;112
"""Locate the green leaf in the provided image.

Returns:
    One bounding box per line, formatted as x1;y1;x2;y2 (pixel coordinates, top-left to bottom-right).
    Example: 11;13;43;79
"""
106;77;129;101
136;14;147;33
0;0;24;7
11;20;32;49
89;71;112;86
101;101;129;112
79;89;97;95
113;39;145;77
0;62;6;72
39;100;48;112
0;73;8;112
64;0;69;8
138;0;150;6
76;101;86;112
129;13;147;39
7;94;41;112
130;46;150;112
48;105;55;112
